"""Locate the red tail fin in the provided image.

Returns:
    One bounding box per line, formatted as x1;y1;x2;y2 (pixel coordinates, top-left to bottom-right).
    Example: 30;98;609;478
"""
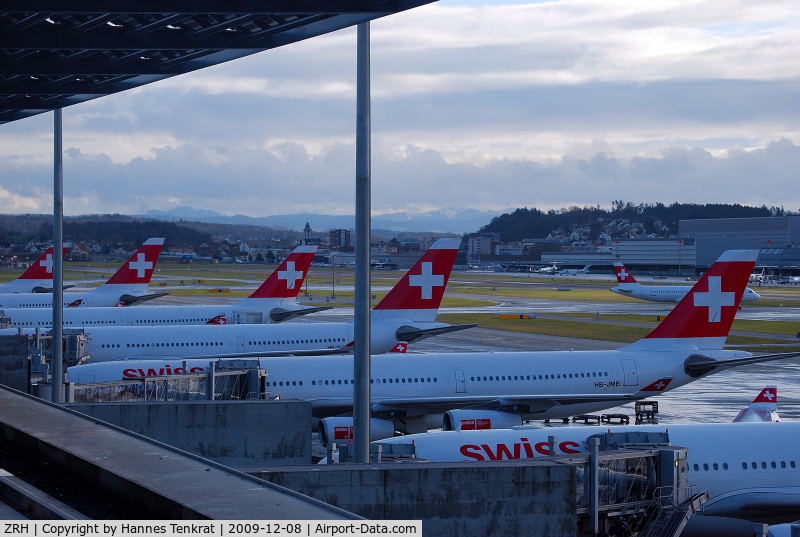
389;343;408;353
752;386;777;404
248;245;316;299
372;238;461;318
626;250;757;350
613;262;638;284
18;246;67;280
733;386;779;423
103;238;164;286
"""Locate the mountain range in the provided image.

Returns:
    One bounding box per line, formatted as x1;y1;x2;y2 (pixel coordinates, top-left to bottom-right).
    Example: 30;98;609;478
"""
141;206;508;234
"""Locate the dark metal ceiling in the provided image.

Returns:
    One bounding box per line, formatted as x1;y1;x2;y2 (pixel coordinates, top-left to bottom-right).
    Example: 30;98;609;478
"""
0;1;434;124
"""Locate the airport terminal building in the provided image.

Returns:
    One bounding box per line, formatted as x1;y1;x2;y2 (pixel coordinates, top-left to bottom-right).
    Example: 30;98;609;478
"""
540;216;800;275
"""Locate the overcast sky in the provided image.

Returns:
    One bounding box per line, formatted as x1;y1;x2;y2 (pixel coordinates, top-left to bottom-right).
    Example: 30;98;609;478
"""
1;0;799;220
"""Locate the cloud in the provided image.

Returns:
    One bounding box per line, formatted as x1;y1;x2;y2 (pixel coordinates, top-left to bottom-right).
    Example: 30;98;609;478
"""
0;0;799;218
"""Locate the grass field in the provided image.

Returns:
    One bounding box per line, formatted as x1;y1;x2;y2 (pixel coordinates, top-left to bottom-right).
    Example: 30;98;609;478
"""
450;286;642;302
436;313;800;352
546;312;800;336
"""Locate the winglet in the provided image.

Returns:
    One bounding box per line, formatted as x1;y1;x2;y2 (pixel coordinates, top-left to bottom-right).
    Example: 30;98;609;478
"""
372;238;461;322
624;250;757;351
389;343;408;353
637;377;673;392
733;386;779;423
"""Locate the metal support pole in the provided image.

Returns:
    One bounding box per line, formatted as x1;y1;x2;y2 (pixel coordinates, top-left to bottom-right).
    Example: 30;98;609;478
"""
548;435;558;456
52;109;64;404
353;21;371;464
589;437;600;536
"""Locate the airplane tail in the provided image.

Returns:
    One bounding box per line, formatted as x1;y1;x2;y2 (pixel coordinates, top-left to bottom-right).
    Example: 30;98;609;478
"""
233;245;326;322
94;238;164;295
16;246;67;286
622;250;757;351
371;237;461;323
613;262;638;284
245;245;316;300
733;386;779;423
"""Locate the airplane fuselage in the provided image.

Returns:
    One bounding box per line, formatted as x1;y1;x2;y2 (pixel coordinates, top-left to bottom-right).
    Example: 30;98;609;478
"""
13;318;451;362
68;347;749;419
2;301;282;328
611;284;760;303
373;421;800;532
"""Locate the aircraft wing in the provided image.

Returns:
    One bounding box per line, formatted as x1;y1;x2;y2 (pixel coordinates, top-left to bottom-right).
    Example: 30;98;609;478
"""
685;352;800;377
269;306;332;323
118;292;169;306
371;393;638;416
395;324;477;343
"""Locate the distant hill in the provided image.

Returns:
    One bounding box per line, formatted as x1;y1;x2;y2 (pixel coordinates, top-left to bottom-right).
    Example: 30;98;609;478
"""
479;202;786;243
142;206;507;235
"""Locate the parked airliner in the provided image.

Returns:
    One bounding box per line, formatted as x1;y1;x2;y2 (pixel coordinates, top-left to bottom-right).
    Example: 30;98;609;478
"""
68;250;799;441
2;245;326;328
41;238;467;361
372;387;797;537
610;262;760;303
0;239;166;308
0;246;67;294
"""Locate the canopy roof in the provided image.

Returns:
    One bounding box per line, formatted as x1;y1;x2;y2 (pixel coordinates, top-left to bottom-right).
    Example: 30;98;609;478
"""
0;1;434;124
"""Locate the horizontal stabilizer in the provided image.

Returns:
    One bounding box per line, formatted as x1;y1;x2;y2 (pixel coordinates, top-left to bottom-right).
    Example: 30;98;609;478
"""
117;292;169;306
684;352;800;378
395;323;477;343
31;285;74;293
269;306;332;323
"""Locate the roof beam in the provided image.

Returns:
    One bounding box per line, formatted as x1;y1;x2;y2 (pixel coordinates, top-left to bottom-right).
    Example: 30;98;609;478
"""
0;1;411;15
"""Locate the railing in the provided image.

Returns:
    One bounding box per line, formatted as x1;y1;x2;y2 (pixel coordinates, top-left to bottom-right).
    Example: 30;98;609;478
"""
73;369;275;403
573;450;658;515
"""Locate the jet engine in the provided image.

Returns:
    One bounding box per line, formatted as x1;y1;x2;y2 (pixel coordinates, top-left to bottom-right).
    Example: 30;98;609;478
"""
318;417;396;446
443;409;522;431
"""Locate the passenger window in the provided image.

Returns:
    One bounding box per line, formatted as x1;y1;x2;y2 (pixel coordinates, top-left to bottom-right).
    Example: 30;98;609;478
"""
752;462;757;469
742;462;747;469
722;463;728;470
693;464;698;471
703;463;708;471
781;461;787;468
762;462;767;469
713;463;718;470
771;462;777;469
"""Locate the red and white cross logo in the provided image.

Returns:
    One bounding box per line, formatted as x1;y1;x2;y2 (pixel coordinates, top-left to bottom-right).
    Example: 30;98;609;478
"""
129;253;153;278
654;380;666;390
278;261;304;290
618;268;629;281
41;253;53;274
763;390;775;401
409;261;444;300
693;276;735;322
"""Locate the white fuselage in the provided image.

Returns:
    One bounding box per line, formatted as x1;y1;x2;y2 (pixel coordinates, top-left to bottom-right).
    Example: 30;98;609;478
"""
611;283;760;303
0;284;154;309
1;300;287;328
374;422;800;532
0;279;53;294
67;347;748;419
16;318;447;362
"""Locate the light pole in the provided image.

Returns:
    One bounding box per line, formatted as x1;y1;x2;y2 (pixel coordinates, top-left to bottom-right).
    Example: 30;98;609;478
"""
331;252;336;299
